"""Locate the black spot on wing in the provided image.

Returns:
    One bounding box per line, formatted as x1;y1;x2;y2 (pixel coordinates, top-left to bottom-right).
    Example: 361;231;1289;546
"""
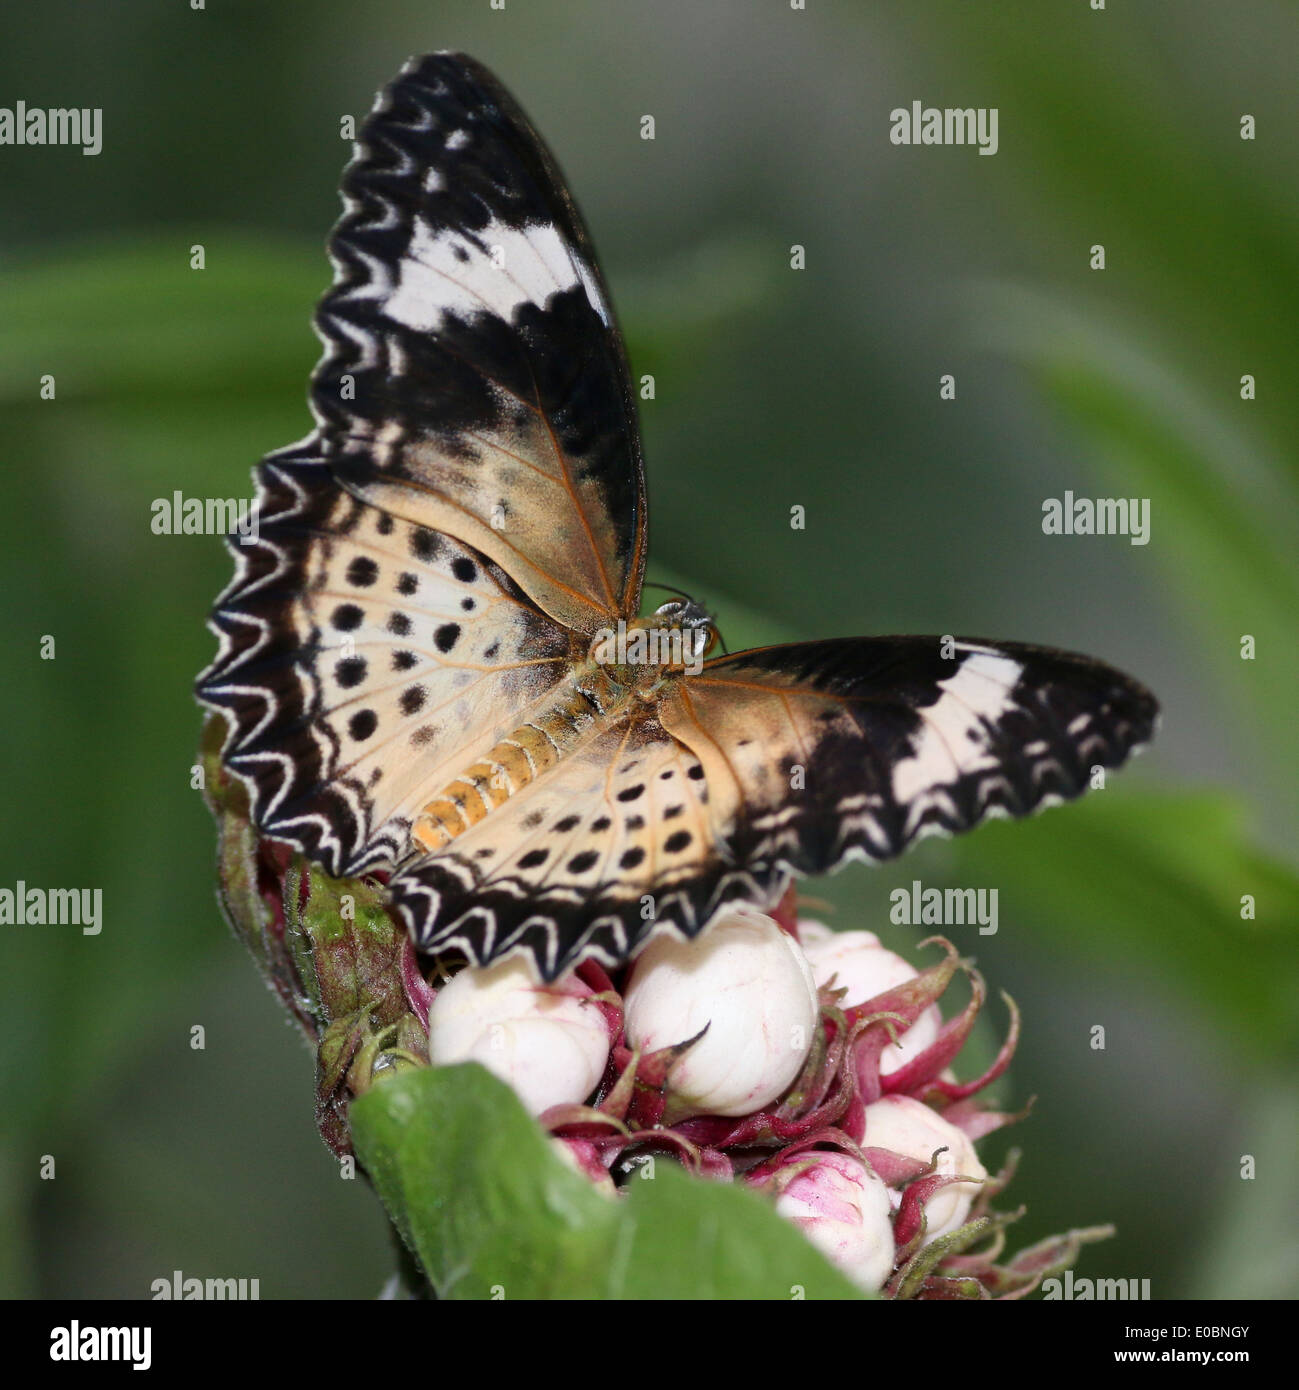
346;556;379;587
349;708;378;741
336;657;367;688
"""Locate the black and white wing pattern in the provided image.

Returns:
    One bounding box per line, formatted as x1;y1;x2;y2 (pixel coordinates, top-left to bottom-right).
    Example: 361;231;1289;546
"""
309;52;647;632
657;637;1158;877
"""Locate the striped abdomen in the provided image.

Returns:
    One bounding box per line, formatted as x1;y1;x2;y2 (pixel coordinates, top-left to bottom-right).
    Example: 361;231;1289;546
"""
410;665;626;852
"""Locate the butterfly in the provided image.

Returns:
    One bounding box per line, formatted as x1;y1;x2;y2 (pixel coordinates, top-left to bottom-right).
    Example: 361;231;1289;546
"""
197;53;1158;981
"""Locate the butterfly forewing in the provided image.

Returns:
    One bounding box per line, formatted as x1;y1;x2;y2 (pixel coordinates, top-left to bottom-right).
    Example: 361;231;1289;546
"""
311;52;647;632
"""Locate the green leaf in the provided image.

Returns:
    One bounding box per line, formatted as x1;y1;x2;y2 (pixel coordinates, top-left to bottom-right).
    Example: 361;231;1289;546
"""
614;1162;864;1299
349;1064;866;1300
352;1063;625;1299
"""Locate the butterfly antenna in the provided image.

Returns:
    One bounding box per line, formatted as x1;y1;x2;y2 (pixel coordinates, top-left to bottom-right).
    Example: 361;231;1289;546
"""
642;581;693;603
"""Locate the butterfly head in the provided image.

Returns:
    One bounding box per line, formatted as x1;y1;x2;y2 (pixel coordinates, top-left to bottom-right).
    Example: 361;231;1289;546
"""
588;601;718;689
650;598;719;665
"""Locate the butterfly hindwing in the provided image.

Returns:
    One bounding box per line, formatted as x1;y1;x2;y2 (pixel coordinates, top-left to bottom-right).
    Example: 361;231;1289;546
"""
388;714;784;980
197;452;572;877
658;636;1159;875
385;635;1155;977
311;52;647;632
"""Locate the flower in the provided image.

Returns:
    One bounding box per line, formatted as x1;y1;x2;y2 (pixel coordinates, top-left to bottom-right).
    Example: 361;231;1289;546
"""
623;905;818;1118
200;731;1113;1300
549;1137;617;1197
861;1094;988;1241
765;1150;895;1292
426;956;612;1118
799;926;942;1078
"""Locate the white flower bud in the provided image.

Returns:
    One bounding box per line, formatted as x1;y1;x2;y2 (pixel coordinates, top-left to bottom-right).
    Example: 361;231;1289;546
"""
624;905;818;1118
861;1095;988;1241
796;918;836;949
427;957;610;1118
800;926;942;1077
773;1151;896;1292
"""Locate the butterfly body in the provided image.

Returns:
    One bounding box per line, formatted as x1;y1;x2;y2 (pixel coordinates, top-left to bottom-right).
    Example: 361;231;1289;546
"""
409;645;660;853
197;53;1159;980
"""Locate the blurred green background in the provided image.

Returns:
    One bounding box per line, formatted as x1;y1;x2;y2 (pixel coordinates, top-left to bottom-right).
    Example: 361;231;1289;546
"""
2;0;1296;1299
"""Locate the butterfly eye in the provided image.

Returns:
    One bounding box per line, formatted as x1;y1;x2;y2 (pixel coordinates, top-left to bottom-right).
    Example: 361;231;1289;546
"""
651;598;688;623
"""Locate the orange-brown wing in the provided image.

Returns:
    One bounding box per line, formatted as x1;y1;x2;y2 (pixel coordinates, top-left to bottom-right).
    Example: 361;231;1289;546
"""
197;457;572;877
387;714;785;981
308;52;646;632
657;636;1159;880
387;636;1156;979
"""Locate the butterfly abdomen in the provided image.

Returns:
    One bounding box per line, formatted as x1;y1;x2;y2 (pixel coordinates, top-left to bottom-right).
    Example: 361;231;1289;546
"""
410;664;631;852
